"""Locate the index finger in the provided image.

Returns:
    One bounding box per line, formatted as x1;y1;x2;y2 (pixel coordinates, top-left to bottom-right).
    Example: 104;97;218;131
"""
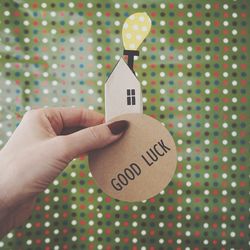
44;107;104;130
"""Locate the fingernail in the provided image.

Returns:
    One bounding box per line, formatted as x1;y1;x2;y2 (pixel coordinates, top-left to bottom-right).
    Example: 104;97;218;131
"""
108;120;129;135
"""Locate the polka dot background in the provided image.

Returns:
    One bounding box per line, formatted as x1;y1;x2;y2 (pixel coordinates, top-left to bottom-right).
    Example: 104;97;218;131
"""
0;1;249;249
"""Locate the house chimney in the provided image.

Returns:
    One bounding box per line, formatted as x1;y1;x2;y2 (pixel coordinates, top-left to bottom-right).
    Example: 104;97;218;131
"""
123;50;139;74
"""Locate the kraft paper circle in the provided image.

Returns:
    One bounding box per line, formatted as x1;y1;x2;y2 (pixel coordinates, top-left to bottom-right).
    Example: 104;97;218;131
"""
88;113;177;202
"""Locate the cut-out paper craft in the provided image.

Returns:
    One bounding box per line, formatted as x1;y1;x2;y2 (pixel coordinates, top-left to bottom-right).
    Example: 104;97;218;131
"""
122;12;151;73
89;113;177;202
89;12;177;202
105;58;142;122
105;12;151;122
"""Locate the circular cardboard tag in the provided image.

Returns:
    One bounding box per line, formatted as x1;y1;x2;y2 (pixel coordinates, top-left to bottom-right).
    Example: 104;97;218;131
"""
88;113;177;202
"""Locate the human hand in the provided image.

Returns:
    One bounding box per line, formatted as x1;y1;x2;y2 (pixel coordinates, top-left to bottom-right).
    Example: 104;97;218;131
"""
0;107;128;237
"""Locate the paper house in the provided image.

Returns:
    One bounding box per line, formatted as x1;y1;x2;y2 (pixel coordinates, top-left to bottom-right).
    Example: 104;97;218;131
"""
105;57;142;121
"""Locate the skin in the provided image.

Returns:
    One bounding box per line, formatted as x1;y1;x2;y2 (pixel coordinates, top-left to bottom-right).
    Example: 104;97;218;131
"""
0;107;123;238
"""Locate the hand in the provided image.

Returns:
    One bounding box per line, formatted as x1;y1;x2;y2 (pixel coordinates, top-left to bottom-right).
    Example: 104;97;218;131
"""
0;107;128;238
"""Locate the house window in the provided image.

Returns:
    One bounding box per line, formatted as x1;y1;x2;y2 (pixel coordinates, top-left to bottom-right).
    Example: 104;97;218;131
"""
127;89;136;105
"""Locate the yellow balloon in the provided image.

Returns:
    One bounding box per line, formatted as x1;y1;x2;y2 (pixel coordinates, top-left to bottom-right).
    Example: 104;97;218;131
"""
122;12;151;50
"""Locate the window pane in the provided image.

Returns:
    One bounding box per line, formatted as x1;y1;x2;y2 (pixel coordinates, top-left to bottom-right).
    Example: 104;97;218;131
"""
127;89;130;95
132;96;136;105
127;97;131;105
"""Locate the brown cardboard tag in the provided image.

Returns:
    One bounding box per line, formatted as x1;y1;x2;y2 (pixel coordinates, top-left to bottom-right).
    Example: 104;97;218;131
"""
88;113;177;202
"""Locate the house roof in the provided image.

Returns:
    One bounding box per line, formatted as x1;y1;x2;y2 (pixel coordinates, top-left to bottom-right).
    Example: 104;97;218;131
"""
105;57;140;87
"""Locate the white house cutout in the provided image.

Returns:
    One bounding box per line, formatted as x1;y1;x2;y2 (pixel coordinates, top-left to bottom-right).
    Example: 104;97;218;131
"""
105;57;143;121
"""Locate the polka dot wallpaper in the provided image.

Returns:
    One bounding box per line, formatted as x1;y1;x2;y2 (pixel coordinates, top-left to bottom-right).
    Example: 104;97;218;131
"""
0;1;249;249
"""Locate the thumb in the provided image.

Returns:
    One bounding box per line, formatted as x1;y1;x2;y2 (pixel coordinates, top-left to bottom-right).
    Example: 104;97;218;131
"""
54;120;129;162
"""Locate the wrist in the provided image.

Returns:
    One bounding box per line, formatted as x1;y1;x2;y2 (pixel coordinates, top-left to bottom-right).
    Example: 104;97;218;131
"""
0;152;16;220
